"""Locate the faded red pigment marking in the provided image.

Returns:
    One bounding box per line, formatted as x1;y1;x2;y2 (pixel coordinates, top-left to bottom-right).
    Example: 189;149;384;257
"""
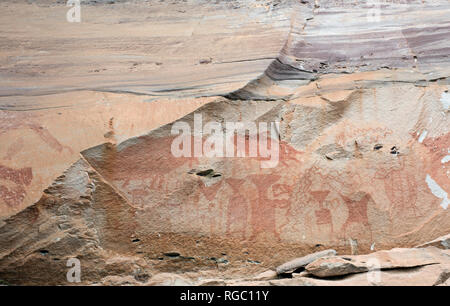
0;113;72;153
291;167;335;235
335;126;392;148
293;165;374;239
270;181;297;236
148;174;165;191
28;124;72;153
127;183;150;208
340;194;370;233
199;180;223;202
4;137;24;160
228;132;302;166
272;183;291;198
279;142;303;165
421;132;450;188
420;132;450;155
83;133;305;239
0;186;27;207
295;166;335;206
0;111;33;135
96;134;302;183
385;170;418;217
311;190;334;231
0;165;33;207
225;178;248;239
311;190;330;206
198;179;223;235
85;135;197;185
248;174;291;241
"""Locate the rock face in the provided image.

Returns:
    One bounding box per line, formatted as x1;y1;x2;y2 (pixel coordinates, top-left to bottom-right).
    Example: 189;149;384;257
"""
0;0;449;285
276;249;337;274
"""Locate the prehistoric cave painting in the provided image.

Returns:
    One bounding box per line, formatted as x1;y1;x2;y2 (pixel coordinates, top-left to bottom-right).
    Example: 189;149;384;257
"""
86;135;197;192
421;133;450;157
296;170;337;238
311;190;334;234
311;190;330;207
27;123;73;153
295;166;337;207
272;183;291;199
126;181;151;209
225;178;248;240
340;193;372;240
277;140;303;167
4;137;24;160
0;164;32;207
315;208;332;226
228;131;302;169
386;169;418;217
409;132;450;213
374;157;418;219
290;165;376;241
421;132;450;184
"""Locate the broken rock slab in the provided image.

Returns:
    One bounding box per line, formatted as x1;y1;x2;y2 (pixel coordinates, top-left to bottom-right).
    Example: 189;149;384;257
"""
146;273;193;286
269;263;450;286
276;249;337;274
305;257;369;278
306;247;448;278
253;270;278;281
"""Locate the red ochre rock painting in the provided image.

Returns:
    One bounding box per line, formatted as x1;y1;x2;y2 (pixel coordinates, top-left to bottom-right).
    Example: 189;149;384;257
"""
2;0;450;286
81;126;448;250
340;193;372;239
8;102;444;258
0;165;32;207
